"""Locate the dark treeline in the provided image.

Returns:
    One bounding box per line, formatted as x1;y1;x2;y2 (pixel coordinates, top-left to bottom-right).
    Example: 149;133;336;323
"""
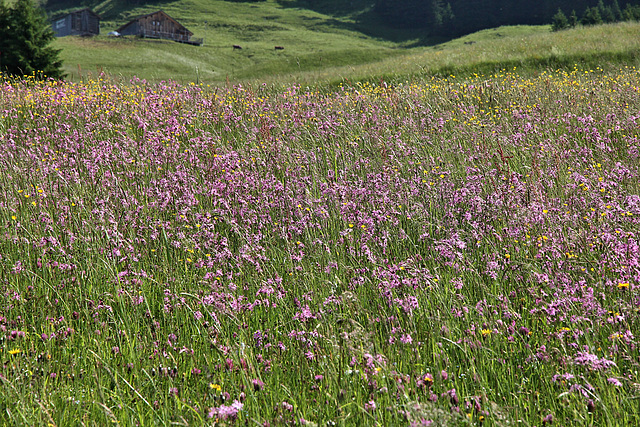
375;0;640;34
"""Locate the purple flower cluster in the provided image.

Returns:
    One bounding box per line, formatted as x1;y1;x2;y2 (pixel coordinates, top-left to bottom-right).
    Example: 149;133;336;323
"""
208;400;243;420
1;69;640;424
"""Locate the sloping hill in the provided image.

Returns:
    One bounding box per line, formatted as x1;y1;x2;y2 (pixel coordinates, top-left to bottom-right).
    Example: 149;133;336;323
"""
47;0;432;83
46;1;640;85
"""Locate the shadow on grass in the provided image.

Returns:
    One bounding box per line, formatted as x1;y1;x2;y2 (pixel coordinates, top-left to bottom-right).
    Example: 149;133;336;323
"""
432;49;640;77
323;48;640;88
275;0;455;47
275;0;374;16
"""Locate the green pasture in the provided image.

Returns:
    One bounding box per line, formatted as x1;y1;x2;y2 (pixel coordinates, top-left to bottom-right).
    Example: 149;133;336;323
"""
51;1;640;86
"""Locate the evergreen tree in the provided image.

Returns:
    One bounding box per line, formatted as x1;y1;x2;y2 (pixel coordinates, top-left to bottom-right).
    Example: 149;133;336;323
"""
373;0;634;37
602;6;616;23
439;1;454;32
551;8;569;31
569;9;579;27
624;4;640;20
612;0;623;21
0;0;63;78
430;0;454;31
374;0;454;32
598;0;615;22
581;6;603;26
0;1;10;73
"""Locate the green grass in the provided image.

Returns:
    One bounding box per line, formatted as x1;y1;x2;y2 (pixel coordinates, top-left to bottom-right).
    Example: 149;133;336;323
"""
283;22;640;86
50;0;640;87
50;0;416;83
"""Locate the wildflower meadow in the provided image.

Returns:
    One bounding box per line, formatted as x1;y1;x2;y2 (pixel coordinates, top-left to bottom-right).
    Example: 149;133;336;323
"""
1;67;640;426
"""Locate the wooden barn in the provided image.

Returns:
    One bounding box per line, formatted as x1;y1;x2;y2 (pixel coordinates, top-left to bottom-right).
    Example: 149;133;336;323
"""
52;8;100;37
116;11;202;45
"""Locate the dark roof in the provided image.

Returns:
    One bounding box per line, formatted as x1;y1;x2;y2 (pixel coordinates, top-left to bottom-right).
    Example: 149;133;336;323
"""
51;8;101;22
116;10;193;36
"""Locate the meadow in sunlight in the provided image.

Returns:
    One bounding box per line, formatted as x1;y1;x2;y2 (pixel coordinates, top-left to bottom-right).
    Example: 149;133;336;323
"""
1;67;639;425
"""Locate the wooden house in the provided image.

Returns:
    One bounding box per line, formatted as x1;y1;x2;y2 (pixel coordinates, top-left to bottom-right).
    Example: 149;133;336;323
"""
116;11;202;45
52;8;100;37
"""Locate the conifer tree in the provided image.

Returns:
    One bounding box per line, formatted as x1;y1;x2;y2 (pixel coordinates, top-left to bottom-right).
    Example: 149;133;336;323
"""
569;9;579;27
623;3;640;21
612;0;623;21
581;6;603;26
598;0;615;22
0;1;10;73
0;0;63;78
551;8;569;31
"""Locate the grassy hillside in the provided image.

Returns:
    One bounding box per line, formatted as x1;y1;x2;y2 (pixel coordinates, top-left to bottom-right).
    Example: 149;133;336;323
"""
305;22;640;86
48;0;424;83
46;0;640;84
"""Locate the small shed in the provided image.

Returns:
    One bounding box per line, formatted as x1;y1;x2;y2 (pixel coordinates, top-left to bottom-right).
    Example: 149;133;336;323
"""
116;10;201;45
52;8;100;37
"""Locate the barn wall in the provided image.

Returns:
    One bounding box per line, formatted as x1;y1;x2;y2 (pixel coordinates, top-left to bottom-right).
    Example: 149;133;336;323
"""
116;11;195;43
71;10;100;35
88;13;100;34
79;11;100;35
119;21;140;36
138;12;190;42
52;15;73;37
52;10;99;37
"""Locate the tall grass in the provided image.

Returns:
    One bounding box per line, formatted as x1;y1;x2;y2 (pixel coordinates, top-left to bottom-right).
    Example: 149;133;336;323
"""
1;66;640;425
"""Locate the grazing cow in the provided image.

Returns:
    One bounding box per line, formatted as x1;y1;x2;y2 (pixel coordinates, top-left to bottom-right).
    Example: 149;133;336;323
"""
274;46;284;50
233;45;242;50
